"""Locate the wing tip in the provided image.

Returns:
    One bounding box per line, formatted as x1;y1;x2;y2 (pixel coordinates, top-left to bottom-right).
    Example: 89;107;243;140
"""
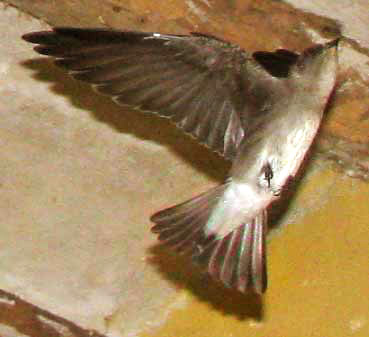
22;31;50;43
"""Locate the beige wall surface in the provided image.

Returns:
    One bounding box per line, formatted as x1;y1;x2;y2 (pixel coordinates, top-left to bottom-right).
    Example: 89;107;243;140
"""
0;1;368;337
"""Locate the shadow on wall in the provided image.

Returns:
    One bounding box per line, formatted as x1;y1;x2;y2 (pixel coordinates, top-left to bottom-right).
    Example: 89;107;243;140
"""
0;289;106;337
148;244;264;321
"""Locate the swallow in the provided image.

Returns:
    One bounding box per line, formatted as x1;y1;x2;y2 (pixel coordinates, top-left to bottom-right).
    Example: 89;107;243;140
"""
22;27;339;294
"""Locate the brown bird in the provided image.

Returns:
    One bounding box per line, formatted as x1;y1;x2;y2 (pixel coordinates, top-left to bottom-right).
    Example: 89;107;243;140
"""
22;28;339;294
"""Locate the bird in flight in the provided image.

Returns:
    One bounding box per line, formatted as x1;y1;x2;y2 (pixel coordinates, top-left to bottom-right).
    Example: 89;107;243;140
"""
23;28;339;294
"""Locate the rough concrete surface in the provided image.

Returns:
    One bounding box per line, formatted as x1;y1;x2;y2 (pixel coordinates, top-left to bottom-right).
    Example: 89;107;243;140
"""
0;5;224;336
285;0;369;48
0;1;368;337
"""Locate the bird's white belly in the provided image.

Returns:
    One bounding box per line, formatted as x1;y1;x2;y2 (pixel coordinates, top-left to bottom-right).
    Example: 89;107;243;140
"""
204;182;266;238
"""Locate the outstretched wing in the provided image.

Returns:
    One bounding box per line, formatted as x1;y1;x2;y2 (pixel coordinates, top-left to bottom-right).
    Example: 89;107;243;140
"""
23;28;295;160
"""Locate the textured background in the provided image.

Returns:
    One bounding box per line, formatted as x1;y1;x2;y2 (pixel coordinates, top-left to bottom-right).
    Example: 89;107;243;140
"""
0;1;368;336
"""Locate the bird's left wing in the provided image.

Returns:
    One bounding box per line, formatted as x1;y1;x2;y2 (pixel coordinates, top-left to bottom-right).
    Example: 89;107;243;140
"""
23;27;277;160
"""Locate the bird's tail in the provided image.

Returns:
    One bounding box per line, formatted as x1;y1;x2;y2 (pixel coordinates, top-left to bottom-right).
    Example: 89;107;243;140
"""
151;182;268;294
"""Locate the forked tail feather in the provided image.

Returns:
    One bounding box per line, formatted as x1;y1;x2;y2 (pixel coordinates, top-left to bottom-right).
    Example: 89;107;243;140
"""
151;182;268;294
